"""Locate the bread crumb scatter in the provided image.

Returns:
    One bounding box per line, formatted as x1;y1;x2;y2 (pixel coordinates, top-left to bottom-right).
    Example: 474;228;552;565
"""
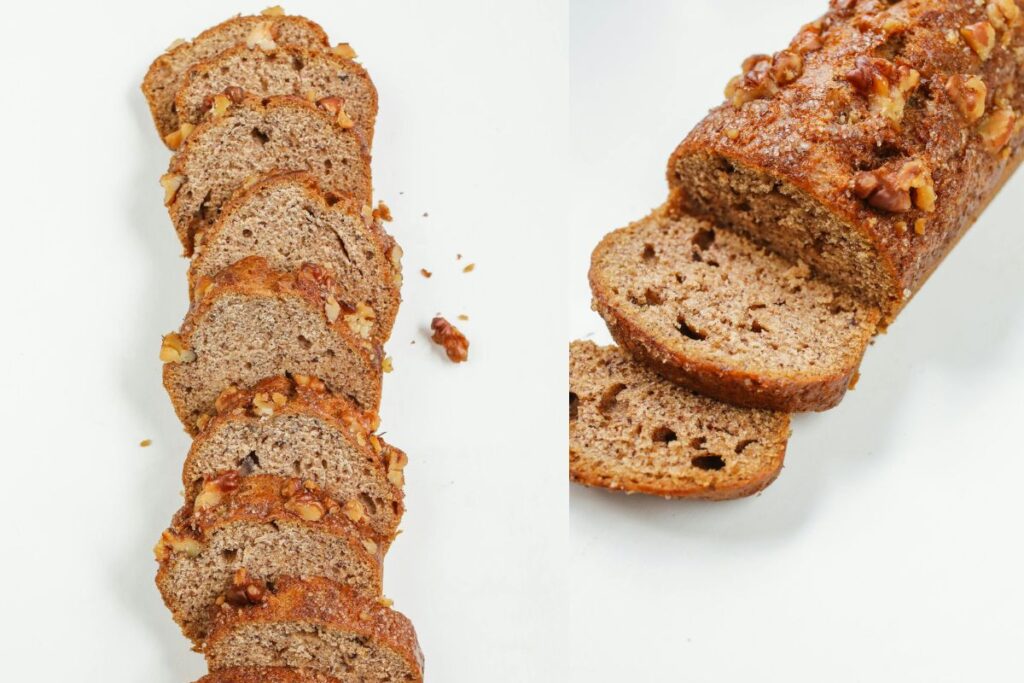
458;314;469;321
463;263;475;273
140;439;153;448
420;268;432;278
430;316;469;363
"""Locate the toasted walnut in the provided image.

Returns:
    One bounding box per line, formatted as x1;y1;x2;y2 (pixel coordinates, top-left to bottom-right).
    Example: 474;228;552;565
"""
853;158;936;213
154;531;202;561
369;434;384;454
333;42;358;59
292;373;327;392
771;50;804;85
374;201;393;222
246;21;278;50
382;356;394;373
344;303;376;339
378;597;394;608
389;244;404;286
214;386;241;413
284;494;325;521
324;295;342;323
163;122;195;150
160;333;196;363
193;276;215;301
251;392;276;417
194;470;242;510
387;450;409;488
791;21;824;54
961;21;997;60
343;499;366;523
845;56;919;123
725;55;777;106
978;109;1017;152
195;413;213;431
430;316;469;363
945;75;988;122
316;96;354;128
211;93;232;119
261;5;284;16
160;173;183;206
362;539;378;555
223;569;268;607
988;0;1022;32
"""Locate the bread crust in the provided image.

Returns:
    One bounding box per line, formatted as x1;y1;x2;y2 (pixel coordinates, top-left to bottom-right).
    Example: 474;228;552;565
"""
196;669;341;683
669;0;1024;323
589;209;878;412
204;576;424;680
142;13;329;142
163;256;383;428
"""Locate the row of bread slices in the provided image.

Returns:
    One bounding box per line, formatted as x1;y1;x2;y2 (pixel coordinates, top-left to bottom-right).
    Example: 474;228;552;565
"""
144;8;423;681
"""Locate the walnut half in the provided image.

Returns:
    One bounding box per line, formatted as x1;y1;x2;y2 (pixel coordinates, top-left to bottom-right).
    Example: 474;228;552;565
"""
853;158;936;214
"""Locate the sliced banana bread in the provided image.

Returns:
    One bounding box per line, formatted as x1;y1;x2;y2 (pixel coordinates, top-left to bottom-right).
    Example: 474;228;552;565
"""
589;208;880;412
156;473;383;643
182;375;405;541
570;341;790;499
162;257;383;429
203;576;424;682
162;94;372;255
177;45;378;147
142;10;329;144
189;172;401;345
196;669;341;683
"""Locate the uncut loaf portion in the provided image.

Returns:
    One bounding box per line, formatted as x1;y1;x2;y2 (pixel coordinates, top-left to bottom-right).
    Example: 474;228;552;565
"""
189;172;401;346
177;45;378;147
196;669;342;683
162;93;372;255
183;375;406;542
156;473;384;643
570;341;790;500
162;257;383;430
590;209;879;412
143;9;329;144
669;0;1024;324
203;576;424;682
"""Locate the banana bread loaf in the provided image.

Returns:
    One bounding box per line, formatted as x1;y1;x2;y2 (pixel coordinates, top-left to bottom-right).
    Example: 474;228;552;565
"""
176;45;378;147
203;576;423;682
570;341;790;499
162;257;383;429
162;93;372;255
142;9;329;145
669;0;1024;323
189;172;401;345
196;669;341;683
155;473;383;643
182;375;406;542
590;208;879;411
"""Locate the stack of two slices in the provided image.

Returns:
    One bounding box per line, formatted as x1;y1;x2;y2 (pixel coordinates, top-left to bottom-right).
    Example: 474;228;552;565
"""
144;8;422;681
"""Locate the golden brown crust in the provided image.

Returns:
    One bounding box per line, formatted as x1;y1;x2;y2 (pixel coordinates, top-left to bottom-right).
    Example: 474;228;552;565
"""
669;0;1024;322
205;576;424;678
196;669;341;683
141;13;330;142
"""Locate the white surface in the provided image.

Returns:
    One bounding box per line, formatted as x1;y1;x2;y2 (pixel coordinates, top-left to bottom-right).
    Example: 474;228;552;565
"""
0;2;567;680
570;1;1024;681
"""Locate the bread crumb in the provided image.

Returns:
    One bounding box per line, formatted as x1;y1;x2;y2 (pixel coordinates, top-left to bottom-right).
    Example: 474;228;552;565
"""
848;370;861;390
420;268;432;278
463;263;475;273
140;439;153;448
456;253;462;260
382;356;394;373
458;314;469;321
914;218;927;235
422;212;429;217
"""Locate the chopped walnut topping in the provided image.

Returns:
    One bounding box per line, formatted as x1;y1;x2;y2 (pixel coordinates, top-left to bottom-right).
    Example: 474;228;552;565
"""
223;569;268;607
251;392;276;417
430;316;469;363
154;531;202;561
987;0;1022;33
194;470;242;511
790;21;824;54
978;108;1017;152
245;21;278;50
343;499;366;523
160;333;196;363
725;52;791;106
281;479;326;521
853;158;936;214
770;50;804;85
389;245;404;286
845;56;919;123
163;122;195;150
214;385;241;413
382;356;394;373
945;75;988;122
344;302;376;339
387;450;409;488
160;173;183;206
333;43;358;59
961;21;997;60
378;597;394;608
261;5;284;16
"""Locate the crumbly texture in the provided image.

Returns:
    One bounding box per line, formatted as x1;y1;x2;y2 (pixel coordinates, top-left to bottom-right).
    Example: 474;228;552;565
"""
177;45;378;147
196;669;341;683
142;13;329;142
204;576;424;682
165;95;372;254
669;0;1024;323
183;375;405;541
570;341;790;499
163;257;383;429
156;474;383;643
590;209;880;412
189;172;401;345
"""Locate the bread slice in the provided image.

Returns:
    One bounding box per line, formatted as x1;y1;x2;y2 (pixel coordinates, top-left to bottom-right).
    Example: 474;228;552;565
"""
189;172;401;345
142;11;329;143
162;257;383;430
155;474;383;643
589;208;880;412
182;375;406;542
162;94;371;255
177;45;378;147
570;341;790;499
195;669;341;683
203;576;424;682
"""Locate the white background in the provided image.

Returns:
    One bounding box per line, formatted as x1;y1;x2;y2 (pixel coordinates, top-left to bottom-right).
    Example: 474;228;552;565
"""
571;1;1024;681
0;2;567;680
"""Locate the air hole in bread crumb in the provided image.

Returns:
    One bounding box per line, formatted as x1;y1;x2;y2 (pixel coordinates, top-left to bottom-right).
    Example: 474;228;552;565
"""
324;159;333;171
359;493;378;516
642;244;656;261
597;383;626;415
242;229;253;238
677;316;707;341
689;436;707;449
297;335;312;349
569;392;579;420
735;439;756;454
692;455;726;470
691;228;715;251
251;128;270;145
652;426;677;443
292;460;302;475
239;452;260;474
750;320;767;334
222;549;238;562
292;55;305;71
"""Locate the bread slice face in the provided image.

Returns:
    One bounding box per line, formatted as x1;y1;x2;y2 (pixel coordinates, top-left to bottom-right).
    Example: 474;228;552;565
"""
163;94;372;255
203;576;424;682
155;473;383;644
162;257;383;430
142;12;329;144
589;209;880;412
189;172;401;345
177;45;378;147
570;341;790;499
196;669;341;683
183;375;406;542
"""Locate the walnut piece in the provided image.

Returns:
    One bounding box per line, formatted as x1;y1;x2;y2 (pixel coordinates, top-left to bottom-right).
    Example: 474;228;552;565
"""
194;470;242;511
154;531;202;561
978;109;1017;152
853;158;936;214
845;56;920;123
945;75;988;122
160;332;196;363
316;96;354;128
343;499;366;523
344;302;376;339
961;21;997;60
281;480;326;521
387;450;409;489
261;5;284;16
430;316;469;363
163;122;195;150
160;173;183;206
725;50;803;106
245;21;278;51
333;43;358;59
987;0;1022;33
222;569;268;607
324;295;342;323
